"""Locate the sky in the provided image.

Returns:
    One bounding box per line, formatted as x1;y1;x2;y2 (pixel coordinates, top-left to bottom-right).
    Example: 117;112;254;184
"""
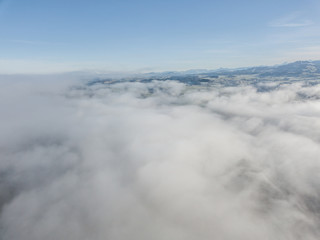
0;0;320;73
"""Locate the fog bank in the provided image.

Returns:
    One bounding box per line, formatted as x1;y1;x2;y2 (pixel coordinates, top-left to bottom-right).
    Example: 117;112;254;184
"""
1;78;320;240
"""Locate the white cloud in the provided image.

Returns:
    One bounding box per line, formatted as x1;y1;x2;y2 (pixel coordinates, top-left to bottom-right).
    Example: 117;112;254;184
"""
269;12;314;28
271;20;313;27
1;77;320;239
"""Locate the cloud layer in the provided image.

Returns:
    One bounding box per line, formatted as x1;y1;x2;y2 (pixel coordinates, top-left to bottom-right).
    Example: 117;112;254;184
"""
1;77;320;239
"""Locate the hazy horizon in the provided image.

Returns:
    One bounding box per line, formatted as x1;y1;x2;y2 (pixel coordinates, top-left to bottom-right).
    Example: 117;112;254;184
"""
0;59;319;77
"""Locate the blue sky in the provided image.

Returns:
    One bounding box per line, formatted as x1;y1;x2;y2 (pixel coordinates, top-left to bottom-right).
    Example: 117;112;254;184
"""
0;0;320;73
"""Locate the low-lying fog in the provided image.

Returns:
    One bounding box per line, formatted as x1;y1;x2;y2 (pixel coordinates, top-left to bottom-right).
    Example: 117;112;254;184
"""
1;76;320;240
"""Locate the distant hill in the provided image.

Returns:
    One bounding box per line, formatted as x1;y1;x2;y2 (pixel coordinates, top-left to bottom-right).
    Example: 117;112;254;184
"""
88;60;320;86
216;60;320;77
